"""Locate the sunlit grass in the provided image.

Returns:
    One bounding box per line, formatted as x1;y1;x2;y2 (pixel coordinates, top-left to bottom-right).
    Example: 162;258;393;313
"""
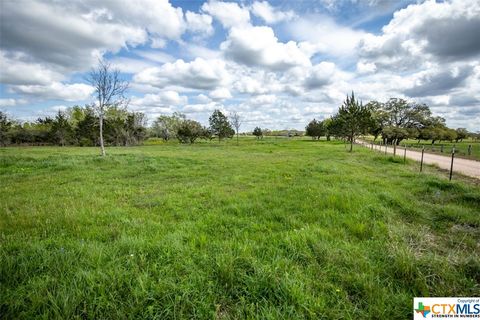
1;139;479;319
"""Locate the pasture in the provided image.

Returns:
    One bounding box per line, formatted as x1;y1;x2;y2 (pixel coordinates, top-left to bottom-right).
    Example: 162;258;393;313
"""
1;139;479;319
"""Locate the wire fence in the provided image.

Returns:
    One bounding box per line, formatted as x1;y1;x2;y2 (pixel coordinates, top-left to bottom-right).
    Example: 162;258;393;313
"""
357;140;463;181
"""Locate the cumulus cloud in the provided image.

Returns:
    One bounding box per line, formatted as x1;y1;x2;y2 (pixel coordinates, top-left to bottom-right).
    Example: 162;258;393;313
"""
9;82;95;101
403;66;473;97
0;98;20;107
183;102;219;113
0;52;64;86
250;94;277;105
209;88;232;100
201;0;250;28
288;15;367;57
250;1;295;24
130;90;188;113
358;0;480;69
133;58;230;90
221;25;311;71
304;62;337;90
186;11;214;35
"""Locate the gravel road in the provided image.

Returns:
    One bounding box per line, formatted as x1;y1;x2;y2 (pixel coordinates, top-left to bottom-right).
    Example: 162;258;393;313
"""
358;141;480;179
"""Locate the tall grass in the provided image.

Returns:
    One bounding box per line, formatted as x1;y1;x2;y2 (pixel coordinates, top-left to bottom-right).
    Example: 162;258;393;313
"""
1;139;479;319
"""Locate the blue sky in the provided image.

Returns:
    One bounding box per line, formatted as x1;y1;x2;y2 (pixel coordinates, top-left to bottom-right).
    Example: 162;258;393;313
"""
1;0;479;131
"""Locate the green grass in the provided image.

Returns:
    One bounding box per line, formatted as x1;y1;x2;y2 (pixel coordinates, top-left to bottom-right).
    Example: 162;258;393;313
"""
1;139;479;319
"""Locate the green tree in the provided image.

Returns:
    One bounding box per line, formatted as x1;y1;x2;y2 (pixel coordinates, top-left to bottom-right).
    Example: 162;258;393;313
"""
76;108;98;146
152;112;186;141
331;92;371;152
177;119;204;144
209;109;234;141
253;127;263;139
455;128;469;142
305;118;325;140
0;111;13;146
51;111;73;146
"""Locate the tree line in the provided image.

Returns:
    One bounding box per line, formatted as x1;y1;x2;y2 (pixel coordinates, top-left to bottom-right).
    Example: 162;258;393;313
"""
0;106;146;147
1;90;476;151
305;93;475;152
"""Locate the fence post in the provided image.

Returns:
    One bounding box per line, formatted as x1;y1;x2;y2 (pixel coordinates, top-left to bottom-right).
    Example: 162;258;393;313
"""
385;143;387;155
403;145;407;163
371;142;373;150
441;144;444;153
420;146;425;172
449;147;455;181
393;143;396;157
468;144;472;156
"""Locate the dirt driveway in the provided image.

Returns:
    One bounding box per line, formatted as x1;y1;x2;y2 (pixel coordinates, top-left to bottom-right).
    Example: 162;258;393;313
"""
358;141;480;179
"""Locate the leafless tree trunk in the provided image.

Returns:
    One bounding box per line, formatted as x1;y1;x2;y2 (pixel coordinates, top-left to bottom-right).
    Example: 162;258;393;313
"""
230;111;242;145
87;59;129;156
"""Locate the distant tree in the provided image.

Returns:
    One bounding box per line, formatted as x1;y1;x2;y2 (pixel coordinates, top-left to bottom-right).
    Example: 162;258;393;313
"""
209;109;234;141
51;111;73;146
76;107;98;146
177;119;204;144
442;128;457;142
253;127;263;139
124;112;147;145
0;111;13;146
152;112;186;141
230;111;242;144
87;60;129;156
455;128;469;142
201;127;214;140
365;100;387;141
305;118;325;140
331;92;371;152
323;118;333;141
380;98;432;144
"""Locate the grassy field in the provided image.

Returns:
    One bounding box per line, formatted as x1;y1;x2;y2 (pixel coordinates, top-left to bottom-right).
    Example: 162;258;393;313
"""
1;139;479;319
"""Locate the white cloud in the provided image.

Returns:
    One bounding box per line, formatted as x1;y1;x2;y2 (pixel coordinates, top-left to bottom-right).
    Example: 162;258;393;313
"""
304;62;340;90
186;11;213;35
10;82;94;101
250;1;295;24
356;61;377;74
0;98;19;107
130;90;188;109
0;52;64;86
201;0;250;28
221;25;311;71
358;0;480;70
209;88;232;100
250;94;277;105
133;58;230;90
288;15;367;57
183;102;219;113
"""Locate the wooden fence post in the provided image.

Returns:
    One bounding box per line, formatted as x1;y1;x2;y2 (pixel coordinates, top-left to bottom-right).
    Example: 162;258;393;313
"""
393;143;396;157
403;145;407;163
468;145;472;156
449;147;455;181
420;146;425;172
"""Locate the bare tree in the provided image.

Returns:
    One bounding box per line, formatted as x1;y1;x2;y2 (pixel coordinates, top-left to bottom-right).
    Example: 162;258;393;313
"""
87;60;129;156
230;111;242;144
